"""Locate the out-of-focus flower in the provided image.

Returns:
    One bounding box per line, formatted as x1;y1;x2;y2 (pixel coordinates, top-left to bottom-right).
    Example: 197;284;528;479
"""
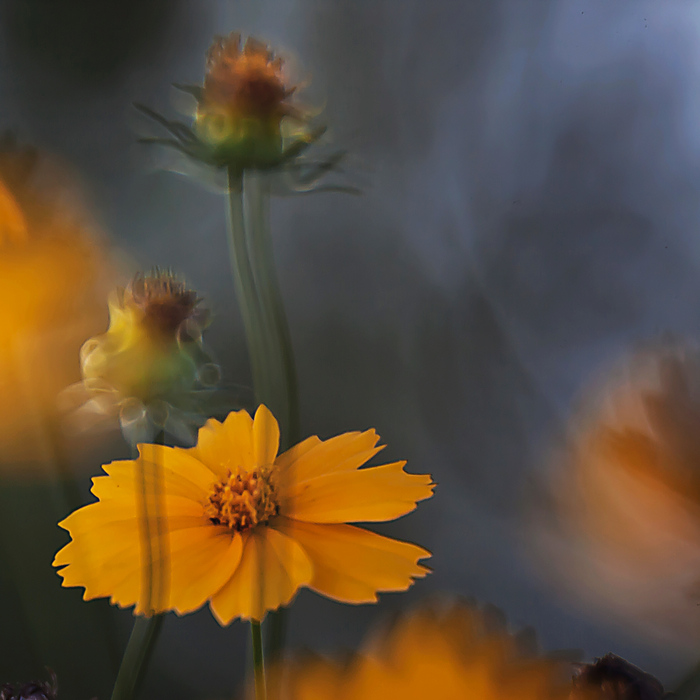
192;33;315;170
53;405;433;623
135;33;354;192
0;136;115;470
0;669;58;700
261;600;569;700
570;654;665;700
531;341;700;646
66;269;221;446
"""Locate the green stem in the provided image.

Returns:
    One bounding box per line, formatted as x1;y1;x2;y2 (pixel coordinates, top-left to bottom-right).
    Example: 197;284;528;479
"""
226;168;271;407
110;432;168;700
244;171;301;449
250;620;267;700
110;615;164;700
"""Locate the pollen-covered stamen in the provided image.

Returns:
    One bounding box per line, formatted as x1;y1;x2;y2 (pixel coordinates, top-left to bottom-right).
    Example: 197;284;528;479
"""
205;466;280;532
128;270;202;337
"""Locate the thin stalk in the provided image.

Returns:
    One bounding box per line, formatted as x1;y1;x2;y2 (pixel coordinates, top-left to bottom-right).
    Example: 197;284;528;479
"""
250;620;267;700
226;168;272;407
110;432;168;700
244;171;301;449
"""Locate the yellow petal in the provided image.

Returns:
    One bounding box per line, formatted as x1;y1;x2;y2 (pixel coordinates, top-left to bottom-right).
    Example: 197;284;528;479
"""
54;502;145;609
165;527;243;615
279;430;383;486
93;449;216;505
209;526;313;623
189;409;255;477
253;404;280;466
283;460;434;523
54;495;241;615
274;518;431;604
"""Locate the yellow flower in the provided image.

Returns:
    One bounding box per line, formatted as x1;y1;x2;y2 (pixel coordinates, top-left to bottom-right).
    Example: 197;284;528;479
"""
0;143;115;469
262;600;569;700
71;270;219;444
53;405;433;623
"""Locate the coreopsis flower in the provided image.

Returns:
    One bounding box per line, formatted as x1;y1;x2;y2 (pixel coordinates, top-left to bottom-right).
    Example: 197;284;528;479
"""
68;270;220;445
0;137;115;469
261;600;569;700
136;33;350;190
531;340;700;646
53;405;433;623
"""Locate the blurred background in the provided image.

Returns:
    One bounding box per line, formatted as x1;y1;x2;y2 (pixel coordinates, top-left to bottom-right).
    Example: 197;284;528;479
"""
3;0;700;697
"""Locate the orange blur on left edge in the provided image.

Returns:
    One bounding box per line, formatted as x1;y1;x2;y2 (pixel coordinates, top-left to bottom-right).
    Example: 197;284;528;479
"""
0;144;116;474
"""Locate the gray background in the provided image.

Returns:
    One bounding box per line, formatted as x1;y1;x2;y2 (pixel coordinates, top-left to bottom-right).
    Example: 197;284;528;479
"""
2;1;700;697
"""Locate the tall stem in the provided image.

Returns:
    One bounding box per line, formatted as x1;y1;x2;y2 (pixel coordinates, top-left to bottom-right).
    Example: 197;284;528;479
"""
110;432;167;700
250;620;267;700
226;168;271;406
244;171;301;449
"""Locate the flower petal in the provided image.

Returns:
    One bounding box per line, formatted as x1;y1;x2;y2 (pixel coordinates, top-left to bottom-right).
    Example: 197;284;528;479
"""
166;527;243;615
189;410;255;477
282;460;434;523
274;518;431;604
253;404;280;466
54;497;241;615
279;430;383;485
93;447;217;503
209;526;313;623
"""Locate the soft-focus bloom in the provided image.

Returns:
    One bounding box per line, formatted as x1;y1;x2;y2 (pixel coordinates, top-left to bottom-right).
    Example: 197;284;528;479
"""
193;33;314;169
262;600;569;700
67;270;221;445
0;138;115;469
570;654;665;700
53;405;433;623
531;341;700;647
136;32;349;188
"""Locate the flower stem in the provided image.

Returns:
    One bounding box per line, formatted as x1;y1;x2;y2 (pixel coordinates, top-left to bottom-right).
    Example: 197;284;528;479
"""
110;432;168;700
250;620;267;700
226;168;271;408
244;171;301;449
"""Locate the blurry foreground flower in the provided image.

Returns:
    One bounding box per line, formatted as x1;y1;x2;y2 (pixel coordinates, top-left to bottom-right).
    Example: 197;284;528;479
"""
261;599;569;700
0;136;115;470
65;270;221;446
531;341;700;646
53;405;433;622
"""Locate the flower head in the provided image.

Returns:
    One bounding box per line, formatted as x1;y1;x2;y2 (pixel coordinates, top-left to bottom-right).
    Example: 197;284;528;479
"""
532;340;700;646
261;600;570;700
135;32;353;186
0;137;115;469
71;269;219;445
192;33;307;170
53;405;433;623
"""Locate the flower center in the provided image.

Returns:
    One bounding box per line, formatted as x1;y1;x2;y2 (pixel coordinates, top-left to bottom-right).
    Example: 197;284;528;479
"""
204;466;279;532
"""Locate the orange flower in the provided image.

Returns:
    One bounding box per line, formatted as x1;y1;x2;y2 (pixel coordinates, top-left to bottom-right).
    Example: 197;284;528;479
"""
532;341;700;646
0;142;115;469
53;405;433;623
263;600;570;700
193;33;312;169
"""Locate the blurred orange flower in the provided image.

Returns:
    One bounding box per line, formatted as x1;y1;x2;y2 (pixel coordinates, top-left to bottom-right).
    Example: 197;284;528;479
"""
53;405;433;622
193;33;314;169
263;600;569;700
0;140;115;471
532;341;700;646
